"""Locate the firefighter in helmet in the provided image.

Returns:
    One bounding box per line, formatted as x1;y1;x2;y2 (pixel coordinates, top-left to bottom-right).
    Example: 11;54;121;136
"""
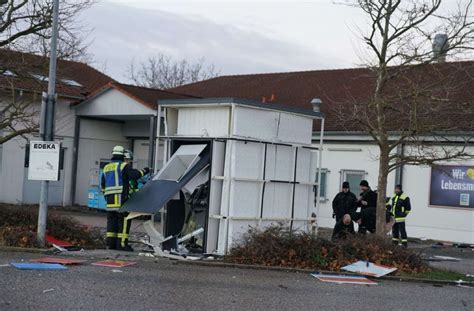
101;146;149;251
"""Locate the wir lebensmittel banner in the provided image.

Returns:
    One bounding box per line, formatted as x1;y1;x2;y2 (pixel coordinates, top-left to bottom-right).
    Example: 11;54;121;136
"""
430;165;474;208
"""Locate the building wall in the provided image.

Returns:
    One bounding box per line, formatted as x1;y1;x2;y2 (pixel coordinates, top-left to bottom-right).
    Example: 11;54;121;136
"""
317;141;474;244
76;89;154;116
74;119;128;206
0;96;75;205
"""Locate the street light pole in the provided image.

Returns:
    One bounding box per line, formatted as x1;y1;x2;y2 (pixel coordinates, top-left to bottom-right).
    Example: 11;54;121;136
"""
37;0;60;247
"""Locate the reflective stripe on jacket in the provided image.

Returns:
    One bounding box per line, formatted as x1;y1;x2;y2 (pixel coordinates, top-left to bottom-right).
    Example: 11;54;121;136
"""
390;192;411;222
102;162;127;209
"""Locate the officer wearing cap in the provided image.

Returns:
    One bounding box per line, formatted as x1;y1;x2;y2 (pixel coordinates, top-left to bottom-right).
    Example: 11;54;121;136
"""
101;146;150;251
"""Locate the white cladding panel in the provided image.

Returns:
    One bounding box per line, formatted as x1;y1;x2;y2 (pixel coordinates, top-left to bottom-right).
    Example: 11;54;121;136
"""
206;141;226;253
177;107;230;137
215;140;315;254
232;106;312;145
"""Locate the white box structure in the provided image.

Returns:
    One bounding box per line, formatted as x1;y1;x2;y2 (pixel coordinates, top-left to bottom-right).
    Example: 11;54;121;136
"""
122;98;325;255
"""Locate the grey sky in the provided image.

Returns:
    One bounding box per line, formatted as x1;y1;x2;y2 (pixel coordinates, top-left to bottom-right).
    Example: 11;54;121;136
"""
84;0;463;82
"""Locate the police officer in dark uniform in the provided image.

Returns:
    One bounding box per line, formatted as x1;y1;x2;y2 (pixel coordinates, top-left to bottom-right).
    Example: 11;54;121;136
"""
355;180;377;233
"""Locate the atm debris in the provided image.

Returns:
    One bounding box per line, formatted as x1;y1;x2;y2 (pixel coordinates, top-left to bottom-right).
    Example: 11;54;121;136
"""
311;273;378;285
341;261;397;278
91;260;138;268
11;263;68;270
30;257;86;265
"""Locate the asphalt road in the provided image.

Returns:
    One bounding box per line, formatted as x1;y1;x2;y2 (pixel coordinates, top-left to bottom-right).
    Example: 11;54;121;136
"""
0;251;473;311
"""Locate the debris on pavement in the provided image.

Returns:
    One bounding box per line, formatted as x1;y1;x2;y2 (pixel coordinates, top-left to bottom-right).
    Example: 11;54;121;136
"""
30;257;86;265
91;260;137;268
52;243;84;253
11;263;68;270
46;234;73;247
423;255;461;262
111;269;123;273
42;289;55;294
138;252;155;258
311;273;378;285
341;261;397;278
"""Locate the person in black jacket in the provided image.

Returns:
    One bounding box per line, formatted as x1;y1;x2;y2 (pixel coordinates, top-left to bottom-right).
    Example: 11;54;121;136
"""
332;214;355;240
355;180;377;234
332;181;357;223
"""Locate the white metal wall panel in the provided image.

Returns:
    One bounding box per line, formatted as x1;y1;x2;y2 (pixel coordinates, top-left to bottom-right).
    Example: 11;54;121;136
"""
177;107;230;137
207;141;226;253
217;140;235;254
232;106;279;141
262;183;293;219
276;113;313;145
228;141;263;217
295;148;313;183
232;106;313;145
265;145;294;180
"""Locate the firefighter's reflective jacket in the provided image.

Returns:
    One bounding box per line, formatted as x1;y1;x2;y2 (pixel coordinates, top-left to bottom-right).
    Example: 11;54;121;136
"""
389;192;411;223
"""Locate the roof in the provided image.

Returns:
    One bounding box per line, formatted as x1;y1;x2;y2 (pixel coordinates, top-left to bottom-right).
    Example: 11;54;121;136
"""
171;61;474;131
78;81;198;109
0;49;114;99
159;97;324;118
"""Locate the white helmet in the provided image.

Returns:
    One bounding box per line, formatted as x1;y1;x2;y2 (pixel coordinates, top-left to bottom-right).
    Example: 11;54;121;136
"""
112;145;125;156
124;149;133;160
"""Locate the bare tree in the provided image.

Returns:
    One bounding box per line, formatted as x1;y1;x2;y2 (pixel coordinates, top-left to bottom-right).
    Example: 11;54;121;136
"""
128;54;219;89
0;0;94;145
333;0;474;236
0;0;95;60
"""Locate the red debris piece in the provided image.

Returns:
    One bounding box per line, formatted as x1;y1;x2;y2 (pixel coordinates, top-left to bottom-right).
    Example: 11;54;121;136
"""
30;257;85;265
46;234;73;247
91;260;137;268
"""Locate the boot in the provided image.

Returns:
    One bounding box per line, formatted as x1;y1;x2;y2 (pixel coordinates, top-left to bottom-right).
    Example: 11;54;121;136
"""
106;237;117;250
117;244;134;252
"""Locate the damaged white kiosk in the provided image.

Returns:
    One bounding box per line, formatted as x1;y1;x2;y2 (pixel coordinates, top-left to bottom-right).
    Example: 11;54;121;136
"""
121;98;325;257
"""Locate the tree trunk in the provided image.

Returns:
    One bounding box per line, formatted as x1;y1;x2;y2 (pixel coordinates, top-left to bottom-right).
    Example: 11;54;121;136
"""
376;147;390;237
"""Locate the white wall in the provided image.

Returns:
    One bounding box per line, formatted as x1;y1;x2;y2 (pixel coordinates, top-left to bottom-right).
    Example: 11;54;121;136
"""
74;119;128;206
0;136;27;204
76;89;154;117
0;96;75;205
177;106;230;137
316;141;474;244
402;148;474;244
232;106;313;145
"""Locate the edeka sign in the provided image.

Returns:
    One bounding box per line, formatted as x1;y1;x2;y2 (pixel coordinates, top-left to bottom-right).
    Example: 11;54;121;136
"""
28;141;61;181
430;165;474;208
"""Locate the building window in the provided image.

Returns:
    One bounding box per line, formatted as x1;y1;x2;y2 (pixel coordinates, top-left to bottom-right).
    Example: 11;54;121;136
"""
341;169;366;192
314;168;328;203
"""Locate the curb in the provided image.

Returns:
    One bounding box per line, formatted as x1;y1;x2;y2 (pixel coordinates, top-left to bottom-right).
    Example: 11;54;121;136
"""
173;260;473;287
0;245;51;254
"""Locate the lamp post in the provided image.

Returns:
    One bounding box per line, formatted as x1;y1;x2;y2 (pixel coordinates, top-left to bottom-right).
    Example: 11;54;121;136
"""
37;0;60;247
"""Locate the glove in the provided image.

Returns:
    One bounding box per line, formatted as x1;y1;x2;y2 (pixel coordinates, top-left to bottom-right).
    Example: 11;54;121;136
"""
143;167;151;174
332;213;336;219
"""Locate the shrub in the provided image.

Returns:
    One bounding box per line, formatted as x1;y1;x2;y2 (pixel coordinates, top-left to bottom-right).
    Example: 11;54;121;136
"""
0;204;104;248
226;224;429;274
